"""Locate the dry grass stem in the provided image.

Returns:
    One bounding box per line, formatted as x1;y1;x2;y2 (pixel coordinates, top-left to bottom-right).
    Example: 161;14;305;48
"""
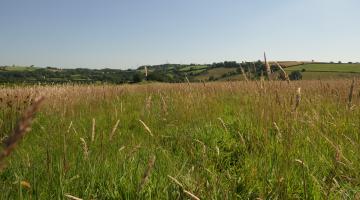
295;87;301;110
264;52;271;79
167;175;184;188
184;190;201;200
139;120;153;136
185;76;190;85
168;175;200;200
0;96;44;167
91;118;95;142
348;79;355;109
275;62;290;83
239;66;248;82
217;117;228;133
64;194;83;200
144;66;148;77
109;119;120;140
80;137;89;160
138;155;156;191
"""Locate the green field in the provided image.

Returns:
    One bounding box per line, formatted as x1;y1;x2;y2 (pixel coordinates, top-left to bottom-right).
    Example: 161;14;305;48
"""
284;63;360;80
285;63;360;73
0;66;38;71
179;65;208;72
300;72;360;80
194;67;237;81
1;81;360;199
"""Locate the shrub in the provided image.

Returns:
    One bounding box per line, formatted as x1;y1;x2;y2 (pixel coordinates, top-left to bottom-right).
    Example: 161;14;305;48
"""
289;70;302;80
132;73;144;83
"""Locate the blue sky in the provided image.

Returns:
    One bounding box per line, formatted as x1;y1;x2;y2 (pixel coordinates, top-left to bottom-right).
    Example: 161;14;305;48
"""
0;0;359;69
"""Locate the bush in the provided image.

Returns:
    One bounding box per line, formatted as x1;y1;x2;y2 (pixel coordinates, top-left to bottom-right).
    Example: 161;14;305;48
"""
289;70;302;80
132;73;144;83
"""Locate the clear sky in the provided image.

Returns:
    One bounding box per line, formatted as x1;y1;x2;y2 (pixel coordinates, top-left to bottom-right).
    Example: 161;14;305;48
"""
0;0;359;69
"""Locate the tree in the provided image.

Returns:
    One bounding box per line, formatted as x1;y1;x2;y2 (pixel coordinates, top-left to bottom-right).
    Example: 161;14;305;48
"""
289;70;302;80
147;72;165;82
132;73;144;83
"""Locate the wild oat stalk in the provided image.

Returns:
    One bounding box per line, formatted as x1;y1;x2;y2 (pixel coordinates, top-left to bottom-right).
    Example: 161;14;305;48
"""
275;62;290;83
217;117;228;133
159;92;168;116
194;139;206;154
91;118;95;142
109;119;120;140
264;52;271;79
168;175;200;200
348;79;355;109
295;159;307;199
64;194;83;200
145;95;152;113
79;137;89;160
0;96;44;168
185;76;190;85
144;65;148;77
183;190;201;200
273;122;282;142
295;87;301;111
139;119;153;136
239;66;248;82
138;155;156;192
252;62;257;75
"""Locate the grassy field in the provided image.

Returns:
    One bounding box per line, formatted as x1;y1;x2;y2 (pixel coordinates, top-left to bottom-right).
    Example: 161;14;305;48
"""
194;67;237;81
285;63;360;73
273;61;306;68
0;66;38;71
0;80;360;199
300;72;360;80
284;63;360;80
179;65;208;72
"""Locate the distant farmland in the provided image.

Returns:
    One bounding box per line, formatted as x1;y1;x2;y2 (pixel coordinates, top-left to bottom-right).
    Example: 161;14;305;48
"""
285;63;360;73
1;62;360;84
285;63;360;80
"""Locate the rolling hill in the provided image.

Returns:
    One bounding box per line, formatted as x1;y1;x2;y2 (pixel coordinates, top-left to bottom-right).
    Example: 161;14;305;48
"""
1;61;360;84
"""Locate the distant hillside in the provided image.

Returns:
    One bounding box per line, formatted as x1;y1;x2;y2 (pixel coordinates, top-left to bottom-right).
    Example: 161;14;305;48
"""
285;63;360;80
0;61;359;84
0;66;138;84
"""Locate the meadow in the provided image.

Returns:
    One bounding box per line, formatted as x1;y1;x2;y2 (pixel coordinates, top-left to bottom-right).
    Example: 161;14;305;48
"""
0;80;360;199
285;63;360;73
284;63;360;80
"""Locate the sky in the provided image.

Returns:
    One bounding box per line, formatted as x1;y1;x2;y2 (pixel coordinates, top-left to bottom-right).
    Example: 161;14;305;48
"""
0;0;359;69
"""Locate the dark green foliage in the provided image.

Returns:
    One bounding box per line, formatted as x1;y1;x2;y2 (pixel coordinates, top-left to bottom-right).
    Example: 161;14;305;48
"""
212;61;240;68
132;73;144;83
289;70;303;80
0;67;138;84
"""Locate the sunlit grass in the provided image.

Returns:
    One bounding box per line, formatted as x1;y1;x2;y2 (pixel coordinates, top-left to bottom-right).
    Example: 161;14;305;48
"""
0;80;360;199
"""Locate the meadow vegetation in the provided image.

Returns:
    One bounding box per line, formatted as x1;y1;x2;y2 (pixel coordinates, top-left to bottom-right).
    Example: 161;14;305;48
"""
1;80;360;199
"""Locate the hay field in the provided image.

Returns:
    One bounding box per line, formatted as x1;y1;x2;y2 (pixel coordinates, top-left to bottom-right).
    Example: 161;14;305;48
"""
0;80;360;199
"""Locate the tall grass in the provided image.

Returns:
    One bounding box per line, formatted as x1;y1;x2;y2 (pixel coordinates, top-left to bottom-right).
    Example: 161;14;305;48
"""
0;80;360;199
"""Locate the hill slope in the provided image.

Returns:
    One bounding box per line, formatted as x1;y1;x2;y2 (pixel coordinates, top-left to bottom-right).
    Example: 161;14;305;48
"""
1;62;360;84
